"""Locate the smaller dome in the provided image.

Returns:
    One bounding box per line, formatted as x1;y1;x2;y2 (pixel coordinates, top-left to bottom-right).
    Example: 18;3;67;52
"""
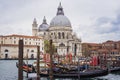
39;24;49;31
39;16;49;31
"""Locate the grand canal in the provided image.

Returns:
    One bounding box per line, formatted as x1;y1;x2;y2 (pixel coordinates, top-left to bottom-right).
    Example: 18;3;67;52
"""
0;60;120;80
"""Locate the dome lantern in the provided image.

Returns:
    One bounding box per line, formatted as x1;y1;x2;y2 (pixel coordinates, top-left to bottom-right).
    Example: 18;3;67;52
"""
43;16;47;24
50;3;71;27
57;2;64;15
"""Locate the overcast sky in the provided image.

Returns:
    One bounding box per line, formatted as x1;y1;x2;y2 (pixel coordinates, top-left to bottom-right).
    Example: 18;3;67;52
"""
0;0;120;43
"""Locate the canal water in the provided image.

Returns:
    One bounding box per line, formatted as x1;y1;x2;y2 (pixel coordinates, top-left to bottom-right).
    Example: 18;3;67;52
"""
0;60;120;80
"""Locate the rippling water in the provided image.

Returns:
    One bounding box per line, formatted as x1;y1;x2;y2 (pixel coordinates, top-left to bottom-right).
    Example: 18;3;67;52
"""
0;60;120;80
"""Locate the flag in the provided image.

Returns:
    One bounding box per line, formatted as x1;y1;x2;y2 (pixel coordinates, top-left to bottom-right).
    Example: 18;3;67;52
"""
46;53;50;63
91;56;98;66
43;54;46;62
69;53;72;62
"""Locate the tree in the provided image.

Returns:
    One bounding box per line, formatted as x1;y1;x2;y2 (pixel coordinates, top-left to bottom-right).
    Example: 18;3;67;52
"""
44;39;57;80
44;40;50;53
44;40;56;54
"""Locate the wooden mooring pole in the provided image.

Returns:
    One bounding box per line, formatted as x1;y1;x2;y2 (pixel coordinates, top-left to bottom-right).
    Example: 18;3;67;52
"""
37;46;40;80
18;39;24;80
49;39;53;80
26;49;29;78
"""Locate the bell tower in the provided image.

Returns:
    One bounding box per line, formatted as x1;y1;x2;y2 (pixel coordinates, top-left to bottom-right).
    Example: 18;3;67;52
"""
32;18;38;36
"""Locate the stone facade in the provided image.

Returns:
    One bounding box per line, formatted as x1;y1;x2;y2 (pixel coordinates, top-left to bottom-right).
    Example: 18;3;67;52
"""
32;3;82;56
82;40;120;59
0;34;44;59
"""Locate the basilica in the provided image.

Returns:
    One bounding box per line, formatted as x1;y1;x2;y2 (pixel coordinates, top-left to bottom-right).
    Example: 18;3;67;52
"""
32;3;82;56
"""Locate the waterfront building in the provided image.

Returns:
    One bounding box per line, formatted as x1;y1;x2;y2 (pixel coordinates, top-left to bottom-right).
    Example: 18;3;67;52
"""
32;3;82;56
0;34;44;59
82;41;120;67
82;40;120;63
82;40;120;58
82;43;101;57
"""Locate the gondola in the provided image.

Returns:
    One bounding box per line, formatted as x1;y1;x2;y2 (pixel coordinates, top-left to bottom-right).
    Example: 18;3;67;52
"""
16;62;108;78
39;69;108;78
16;62;35;73
109;67;120;73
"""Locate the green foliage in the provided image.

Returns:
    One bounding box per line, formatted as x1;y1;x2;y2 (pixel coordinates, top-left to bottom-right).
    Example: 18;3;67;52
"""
44;40;50;53
44;40;56;54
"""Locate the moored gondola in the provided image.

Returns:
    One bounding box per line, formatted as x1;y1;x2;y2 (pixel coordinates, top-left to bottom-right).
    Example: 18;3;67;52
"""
109;67;120;73
16;62;35;73
16;62;109;78
38;69;108;78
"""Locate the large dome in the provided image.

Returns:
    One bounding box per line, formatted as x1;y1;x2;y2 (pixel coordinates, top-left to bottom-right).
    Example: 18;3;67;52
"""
50;3;71;27
50;15;71;27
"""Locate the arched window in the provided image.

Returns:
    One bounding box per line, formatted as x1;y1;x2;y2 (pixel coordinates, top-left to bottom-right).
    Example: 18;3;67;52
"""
5;54;8;59
1;41;3;44
4;49;9;59
31;54;34;59
14;41;16;44
31;50;34;52
66;33;69;39
59;43;65;47
62;32;64;39
44;32;46;35
58;32;61;39
5;49;9;52
27;49;29;52
29;42;31;45
74;44;77;56
54;33;57;39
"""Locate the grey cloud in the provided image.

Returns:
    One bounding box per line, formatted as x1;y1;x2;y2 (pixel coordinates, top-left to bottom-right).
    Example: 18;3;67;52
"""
94;14;120;34
75;13;120;43
110;15;120;33
95;17;111;25
0;0;120;43
112;14;120;25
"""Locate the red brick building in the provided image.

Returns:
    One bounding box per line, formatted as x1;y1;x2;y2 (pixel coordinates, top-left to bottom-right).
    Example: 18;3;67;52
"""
82;40;120;67
82;40;120;59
